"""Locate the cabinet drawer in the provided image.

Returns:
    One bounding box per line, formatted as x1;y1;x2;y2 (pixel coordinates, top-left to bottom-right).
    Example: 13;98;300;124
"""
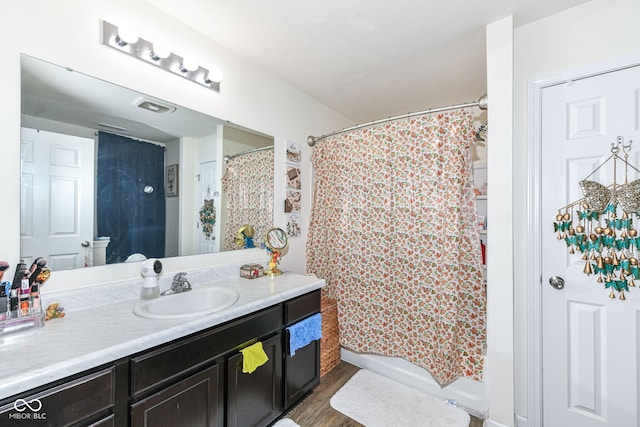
131;305;282;397
0;366;116;427
284;290;321;326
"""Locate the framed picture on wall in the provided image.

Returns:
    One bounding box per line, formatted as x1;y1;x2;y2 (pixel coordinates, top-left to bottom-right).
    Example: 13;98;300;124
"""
286;213;302;237
286;140;302;166
166;164;179;197
286;166;301;189
285;189;301;213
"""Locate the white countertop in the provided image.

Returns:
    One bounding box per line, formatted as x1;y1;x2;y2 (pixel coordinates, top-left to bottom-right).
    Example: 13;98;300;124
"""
0;271;325;400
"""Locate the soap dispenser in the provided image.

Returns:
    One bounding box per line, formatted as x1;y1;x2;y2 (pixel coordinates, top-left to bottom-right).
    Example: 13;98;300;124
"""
140;259;163;299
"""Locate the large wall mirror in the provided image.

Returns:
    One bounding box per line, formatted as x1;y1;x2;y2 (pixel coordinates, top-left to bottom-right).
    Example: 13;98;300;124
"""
20;54;274;271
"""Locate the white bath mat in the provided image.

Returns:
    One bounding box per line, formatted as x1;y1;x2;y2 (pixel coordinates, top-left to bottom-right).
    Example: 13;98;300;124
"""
272;418;300;427
330;369;470;427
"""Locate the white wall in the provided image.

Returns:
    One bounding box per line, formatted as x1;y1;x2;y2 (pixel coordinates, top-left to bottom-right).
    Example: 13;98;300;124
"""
485;16;514;427
0;0;352;289
513;0;640;423
178;136;198;258
165;137;180;257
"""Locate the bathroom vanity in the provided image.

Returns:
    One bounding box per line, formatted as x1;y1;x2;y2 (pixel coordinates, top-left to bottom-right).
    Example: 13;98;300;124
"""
0;271;323;427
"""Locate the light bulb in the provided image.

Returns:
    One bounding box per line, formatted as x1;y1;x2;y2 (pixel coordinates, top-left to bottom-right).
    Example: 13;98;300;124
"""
149;42;171;61
205;67;224;84
179;58;199;73
116;26;139;46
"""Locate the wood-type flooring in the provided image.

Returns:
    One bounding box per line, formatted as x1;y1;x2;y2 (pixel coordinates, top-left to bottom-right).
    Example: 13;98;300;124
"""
283;361;484;427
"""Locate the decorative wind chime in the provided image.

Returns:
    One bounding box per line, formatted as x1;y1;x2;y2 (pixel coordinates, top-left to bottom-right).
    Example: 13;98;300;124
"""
199;186;216;240
553;137;640;300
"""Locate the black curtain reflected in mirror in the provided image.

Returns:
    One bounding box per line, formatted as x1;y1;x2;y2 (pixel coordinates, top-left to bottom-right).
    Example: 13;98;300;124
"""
97;132;166;263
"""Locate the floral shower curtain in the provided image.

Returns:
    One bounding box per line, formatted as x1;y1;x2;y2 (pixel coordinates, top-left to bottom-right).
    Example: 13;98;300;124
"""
306;111;485;385
221;148;274;250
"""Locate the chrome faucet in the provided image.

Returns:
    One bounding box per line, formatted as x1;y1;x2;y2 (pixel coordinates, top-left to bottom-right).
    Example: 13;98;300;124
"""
161;272;192;295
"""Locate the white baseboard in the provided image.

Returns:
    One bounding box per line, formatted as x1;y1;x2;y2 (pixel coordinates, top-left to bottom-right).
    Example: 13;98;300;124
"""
515;415;528;427
484;415;527;427
485;419;510;427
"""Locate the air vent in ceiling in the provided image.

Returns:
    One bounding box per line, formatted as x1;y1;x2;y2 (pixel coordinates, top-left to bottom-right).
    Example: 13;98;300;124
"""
133;97;176;114
98;122;127;132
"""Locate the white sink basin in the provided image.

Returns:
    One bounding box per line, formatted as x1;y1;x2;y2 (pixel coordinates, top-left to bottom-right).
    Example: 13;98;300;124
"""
133;286;239;319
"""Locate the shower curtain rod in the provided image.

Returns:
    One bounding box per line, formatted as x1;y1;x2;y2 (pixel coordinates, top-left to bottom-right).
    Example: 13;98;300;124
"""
223;145;273;163
307;93;488;146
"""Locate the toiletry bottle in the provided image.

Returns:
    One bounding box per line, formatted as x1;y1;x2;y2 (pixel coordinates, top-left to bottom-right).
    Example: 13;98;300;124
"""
140;259;163;299
140;285;160;299
30;283;40;314
9;284;18;317
0;287;7;320
19;271;30;316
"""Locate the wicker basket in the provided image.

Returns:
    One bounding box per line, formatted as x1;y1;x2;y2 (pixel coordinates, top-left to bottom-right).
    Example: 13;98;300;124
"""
320;296;340;377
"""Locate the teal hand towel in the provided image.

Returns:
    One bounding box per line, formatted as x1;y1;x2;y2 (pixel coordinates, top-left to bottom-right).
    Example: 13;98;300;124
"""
240;341;269;373
287;313;323;356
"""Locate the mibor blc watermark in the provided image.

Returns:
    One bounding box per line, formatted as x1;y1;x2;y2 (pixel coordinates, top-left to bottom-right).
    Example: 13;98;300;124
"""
8;398;47;421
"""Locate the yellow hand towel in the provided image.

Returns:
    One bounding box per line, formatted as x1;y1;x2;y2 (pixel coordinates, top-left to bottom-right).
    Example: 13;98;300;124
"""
240;341;269;374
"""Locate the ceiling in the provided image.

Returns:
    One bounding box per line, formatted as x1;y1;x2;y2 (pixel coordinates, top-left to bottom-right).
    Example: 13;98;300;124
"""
147;0;591;123
21;1;591;143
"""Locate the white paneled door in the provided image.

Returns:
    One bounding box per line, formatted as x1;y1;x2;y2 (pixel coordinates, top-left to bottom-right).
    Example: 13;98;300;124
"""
196;160;218;254
20;128;94;270
541;65;640;426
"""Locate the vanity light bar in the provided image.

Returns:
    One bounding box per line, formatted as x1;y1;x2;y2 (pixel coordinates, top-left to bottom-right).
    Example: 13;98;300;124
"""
101;20;222;92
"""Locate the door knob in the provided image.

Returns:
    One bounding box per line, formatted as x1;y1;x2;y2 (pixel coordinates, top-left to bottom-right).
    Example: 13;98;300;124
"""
549;276;565;290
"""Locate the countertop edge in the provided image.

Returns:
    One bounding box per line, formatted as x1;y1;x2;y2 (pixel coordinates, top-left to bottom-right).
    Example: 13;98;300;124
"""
0;274;325;401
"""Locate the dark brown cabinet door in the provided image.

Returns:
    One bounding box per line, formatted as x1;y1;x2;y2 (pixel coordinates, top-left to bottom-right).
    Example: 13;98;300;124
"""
283;290;321;408
131;363;222;427
284;337;320;408
226;333;282;427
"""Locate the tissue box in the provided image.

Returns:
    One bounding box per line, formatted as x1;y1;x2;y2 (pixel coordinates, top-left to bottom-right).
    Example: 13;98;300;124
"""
240;264;264;279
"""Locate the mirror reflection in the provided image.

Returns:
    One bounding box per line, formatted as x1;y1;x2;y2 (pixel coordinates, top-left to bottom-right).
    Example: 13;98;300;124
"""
265;228;288;252
20;54;274;271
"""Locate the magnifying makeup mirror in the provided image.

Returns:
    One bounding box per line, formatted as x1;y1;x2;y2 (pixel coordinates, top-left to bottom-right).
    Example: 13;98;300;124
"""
263;227;288;276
